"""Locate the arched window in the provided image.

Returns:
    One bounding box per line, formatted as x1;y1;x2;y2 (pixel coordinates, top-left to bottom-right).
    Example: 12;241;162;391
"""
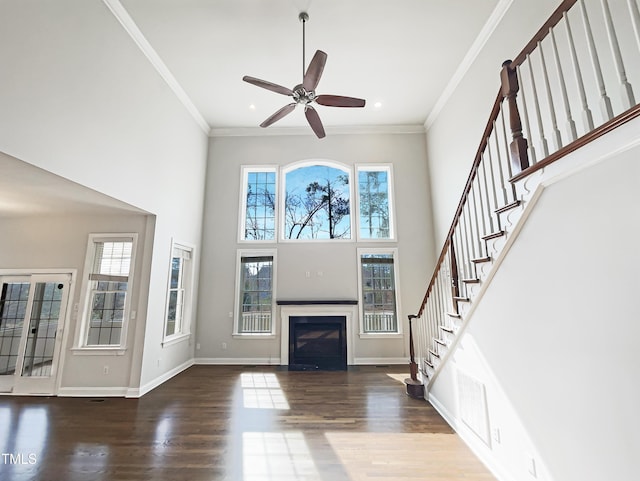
282;162;352;240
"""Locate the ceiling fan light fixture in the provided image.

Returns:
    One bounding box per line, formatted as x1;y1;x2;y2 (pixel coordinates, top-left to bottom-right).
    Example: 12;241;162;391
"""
241;11;366;138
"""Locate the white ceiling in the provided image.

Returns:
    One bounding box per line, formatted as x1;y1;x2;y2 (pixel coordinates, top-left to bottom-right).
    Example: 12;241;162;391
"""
118;0;502;132
1;0;502;217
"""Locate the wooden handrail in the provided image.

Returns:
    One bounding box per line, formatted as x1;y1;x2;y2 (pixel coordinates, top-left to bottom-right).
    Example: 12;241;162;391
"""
511;102;640;182
417;90;503;316
512;0;578;67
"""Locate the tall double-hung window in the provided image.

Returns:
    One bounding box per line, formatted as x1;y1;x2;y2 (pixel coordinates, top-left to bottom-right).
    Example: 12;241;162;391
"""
356;165;394;240
240;167;277;241
235;250;276;335
358;249;400;335
164;243;194;341
81;235;136;348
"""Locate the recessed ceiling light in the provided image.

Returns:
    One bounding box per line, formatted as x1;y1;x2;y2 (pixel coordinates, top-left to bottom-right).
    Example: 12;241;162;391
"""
374;102;382;109
249;104;256;110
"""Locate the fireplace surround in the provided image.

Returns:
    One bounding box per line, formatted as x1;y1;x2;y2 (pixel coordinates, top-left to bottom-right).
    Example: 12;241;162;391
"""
277;300;357;368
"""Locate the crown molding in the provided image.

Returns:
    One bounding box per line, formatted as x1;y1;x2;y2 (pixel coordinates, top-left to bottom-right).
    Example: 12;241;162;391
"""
424;0;514;131
102;0;211;135
209;124;426;138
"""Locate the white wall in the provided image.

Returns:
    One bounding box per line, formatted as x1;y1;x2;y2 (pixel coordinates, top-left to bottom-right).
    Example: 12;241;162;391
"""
0;1;208;391
429;139;640;481
198;132;435;364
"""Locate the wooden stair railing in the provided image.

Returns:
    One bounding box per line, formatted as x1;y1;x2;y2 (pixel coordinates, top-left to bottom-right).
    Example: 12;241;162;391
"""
409;0;640;389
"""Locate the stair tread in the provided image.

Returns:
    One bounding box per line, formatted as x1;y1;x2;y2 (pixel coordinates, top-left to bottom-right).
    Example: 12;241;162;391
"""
472;256;491;263
495;200;521;214
446;312;461;318
434;338;447;346
440;326;454;333
429;349;440;358
482;230;505;241
462;278;480;284
453;296;469;302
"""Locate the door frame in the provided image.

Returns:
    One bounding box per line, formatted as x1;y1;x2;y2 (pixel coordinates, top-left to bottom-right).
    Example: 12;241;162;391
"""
0;269;76;395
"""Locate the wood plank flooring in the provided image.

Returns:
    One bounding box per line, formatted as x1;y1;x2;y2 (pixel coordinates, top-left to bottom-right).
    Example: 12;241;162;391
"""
0;365;496;481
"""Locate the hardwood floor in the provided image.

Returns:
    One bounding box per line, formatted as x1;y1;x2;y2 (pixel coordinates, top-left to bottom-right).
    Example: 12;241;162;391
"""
0;365;496;481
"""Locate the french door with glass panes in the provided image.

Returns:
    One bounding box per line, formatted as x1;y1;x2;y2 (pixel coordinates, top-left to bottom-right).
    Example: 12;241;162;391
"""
0;274;71;395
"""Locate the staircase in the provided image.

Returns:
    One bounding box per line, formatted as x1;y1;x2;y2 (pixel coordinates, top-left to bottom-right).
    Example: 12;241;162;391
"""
411;0;640;390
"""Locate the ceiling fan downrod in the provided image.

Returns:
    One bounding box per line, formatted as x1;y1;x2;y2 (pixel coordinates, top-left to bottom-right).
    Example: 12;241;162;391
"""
299;12;309;80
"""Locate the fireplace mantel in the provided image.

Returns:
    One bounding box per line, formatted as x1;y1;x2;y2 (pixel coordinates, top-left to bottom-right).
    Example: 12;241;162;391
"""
276;299;358;306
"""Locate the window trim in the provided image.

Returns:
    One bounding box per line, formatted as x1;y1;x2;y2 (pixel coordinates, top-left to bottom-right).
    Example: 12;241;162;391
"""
162;240;195;346
74;233;138;352
355;164;396;241
238;165;278;243
279;159;355;243
357;247;403;338
233;248;277;337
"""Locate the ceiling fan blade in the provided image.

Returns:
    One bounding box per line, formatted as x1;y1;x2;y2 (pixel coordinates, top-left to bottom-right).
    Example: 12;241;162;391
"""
243;76;294;96
260;103;297;128
302;50;327;91
315;95;366;108
304;105;326;139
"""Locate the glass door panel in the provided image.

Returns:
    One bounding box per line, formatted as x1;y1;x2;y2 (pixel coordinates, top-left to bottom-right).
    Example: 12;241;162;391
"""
21;282;63;378
0;274;70;394
0;282;31;376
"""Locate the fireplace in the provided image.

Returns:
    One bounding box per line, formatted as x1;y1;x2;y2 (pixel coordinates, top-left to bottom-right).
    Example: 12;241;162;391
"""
289;316;347;370
278;300;357;369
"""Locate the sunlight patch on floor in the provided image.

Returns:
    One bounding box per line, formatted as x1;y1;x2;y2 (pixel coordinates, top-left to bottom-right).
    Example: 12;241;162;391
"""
242;431;321;481
325;432;496;481
241;372;290;409
385;373;407;384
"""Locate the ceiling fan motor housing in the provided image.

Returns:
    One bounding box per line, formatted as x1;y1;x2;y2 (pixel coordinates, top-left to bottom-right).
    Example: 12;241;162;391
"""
293;84;315;105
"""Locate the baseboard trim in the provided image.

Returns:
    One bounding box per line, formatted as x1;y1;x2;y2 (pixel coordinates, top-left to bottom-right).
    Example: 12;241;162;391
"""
58;386;129;397
353;357;408;365
194;357;408;366
128;359;195;398
429;392;515;481
194;357;281;365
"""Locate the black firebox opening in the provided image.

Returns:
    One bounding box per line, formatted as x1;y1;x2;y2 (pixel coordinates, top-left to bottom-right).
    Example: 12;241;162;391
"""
289;316;347;371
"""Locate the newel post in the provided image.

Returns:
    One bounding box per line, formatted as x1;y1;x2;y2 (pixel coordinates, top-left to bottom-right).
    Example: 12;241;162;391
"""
501;60;530;174
405;314;425;398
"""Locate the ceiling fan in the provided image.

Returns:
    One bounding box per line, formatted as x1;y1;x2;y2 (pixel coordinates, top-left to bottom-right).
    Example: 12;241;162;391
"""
242;12;366;139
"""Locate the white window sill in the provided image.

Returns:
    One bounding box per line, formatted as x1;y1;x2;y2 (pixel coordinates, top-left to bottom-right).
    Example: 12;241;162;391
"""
232;333;276;339
162;333;191;348
71;347;127;356
359;332;403;339
355;237;397;243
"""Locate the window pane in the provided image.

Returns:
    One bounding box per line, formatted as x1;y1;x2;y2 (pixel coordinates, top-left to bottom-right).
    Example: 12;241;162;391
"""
361;254;397;333
244;170;276;240
86;283;126;346
93;241;132;276
170;257;181;289
239;256;273;333
166;290;178;336
358;169;391;239
284;164;351;240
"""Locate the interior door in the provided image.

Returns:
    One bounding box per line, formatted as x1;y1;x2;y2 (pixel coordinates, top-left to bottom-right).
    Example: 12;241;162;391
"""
0;274;71;395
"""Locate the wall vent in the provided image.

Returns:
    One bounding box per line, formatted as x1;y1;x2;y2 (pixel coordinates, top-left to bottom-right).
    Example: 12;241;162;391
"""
456;369;490;445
